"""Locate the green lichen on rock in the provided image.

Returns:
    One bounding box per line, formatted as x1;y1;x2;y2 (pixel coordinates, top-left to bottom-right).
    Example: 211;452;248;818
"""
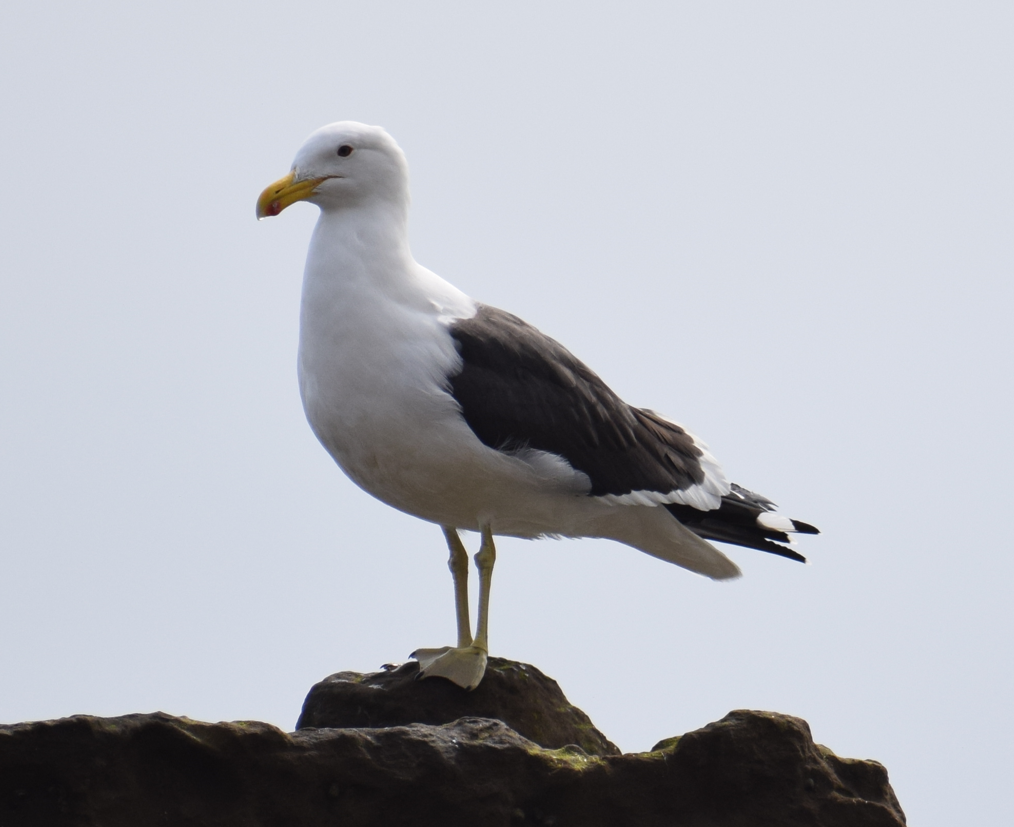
650;735;681;752
541;743;606;770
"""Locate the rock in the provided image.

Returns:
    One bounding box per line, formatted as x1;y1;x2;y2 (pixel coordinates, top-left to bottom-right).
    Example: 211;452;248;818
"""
0;660;906;826
647;710;907;827
297;656;621;756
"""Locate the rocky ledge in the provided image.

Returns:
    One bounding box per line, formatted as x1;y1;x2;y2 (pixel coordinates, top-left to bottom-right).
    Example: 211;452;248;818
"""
1;658;905;826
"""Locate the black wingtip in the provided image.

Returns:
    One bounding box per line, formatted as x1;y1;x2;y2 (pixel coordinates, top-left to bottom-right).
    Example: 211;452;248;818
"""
791;520;820;535
757;539;807;564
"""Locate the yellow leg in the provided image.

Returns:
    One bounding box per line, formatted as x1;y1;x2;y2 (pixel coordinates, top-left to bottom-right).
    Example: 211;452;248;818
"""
473;524;496;652
410;524;494;690
443;527;473;649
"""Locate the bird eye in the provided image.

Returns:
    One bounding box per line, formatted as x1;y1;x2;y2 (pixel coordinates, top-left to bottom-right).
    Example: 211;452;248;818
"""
337;145;354;157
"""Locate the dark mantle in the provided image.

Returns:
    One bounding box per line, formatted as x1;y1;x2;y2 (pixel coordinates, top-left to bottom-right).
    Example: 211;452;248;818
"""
0;657;905;826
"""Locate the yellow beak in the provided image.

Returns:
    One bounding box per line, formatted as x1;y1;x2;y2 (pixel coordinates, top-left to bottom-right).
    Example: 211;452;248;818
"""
256;170;328;218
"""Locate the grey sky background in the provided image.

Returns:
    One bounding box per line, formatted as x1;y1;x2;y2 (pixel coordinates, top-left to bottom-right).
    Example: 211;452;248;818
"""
2;2;1011;824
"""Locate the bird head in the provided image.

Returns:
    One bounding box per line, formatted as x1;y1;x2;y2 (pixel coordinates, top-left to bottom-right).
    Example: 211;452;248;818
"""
256;122;409;219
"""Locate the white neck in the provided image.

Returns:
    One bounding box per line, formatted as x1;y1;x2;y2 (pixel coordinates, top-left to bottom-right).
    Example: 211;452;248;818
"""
295;198;476;465
306;201;411;294
302;201;472;313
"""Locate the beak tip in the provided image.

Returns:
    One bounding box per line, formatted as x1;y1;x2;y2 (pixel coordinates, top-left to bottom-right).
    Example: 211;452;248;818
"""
256;170;307;220
256;200;281;220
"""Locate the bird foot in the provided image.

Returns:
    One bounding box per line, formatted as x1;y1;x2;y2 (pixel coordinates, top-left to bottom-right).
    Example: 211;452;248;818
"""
410;645;488;690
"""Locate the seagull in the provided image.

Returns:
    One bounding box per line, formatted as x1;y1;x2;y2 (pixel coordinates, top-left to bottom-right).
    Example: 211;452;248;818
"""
256;122;818;690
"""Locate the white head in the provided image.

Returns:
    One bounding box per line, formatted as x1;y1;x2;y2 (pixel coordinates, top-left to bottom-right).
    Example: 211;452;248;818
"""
257;122;409;218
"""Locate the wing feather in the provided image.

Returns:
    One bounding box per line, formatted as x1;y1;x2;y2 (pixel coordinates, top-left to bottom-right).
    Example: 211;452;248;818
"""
447;305;708;499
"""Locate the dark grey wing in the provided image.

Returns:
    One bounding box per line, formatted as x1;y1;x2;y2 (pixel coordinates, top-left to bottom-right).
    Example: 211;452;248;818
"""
447;305;707;498
448;305;820;563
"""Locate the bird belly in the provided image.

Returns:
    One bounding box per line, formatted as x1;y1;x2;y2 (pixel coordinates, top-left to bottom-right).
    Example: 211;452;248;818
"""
300;354;601;536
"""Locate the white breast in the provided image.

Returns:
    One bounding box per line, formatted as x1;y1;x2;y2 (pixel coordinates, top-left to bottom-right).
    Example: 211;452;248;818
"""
296;210;603;536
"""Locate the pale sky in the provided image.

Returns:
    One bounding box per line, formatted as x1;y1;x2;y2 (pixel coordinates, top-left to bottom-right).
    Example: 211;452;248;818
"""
2;3;1011;825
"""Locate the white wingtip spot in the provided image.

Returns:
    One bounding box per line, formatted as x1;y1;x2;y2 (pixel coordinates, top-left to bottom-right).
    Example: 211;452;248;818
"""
757;512;796;532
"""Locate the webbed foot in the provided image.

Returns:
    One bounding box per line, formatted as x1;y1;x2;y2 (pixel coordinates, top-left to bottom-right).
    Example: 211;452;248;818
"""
410;645;488;690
